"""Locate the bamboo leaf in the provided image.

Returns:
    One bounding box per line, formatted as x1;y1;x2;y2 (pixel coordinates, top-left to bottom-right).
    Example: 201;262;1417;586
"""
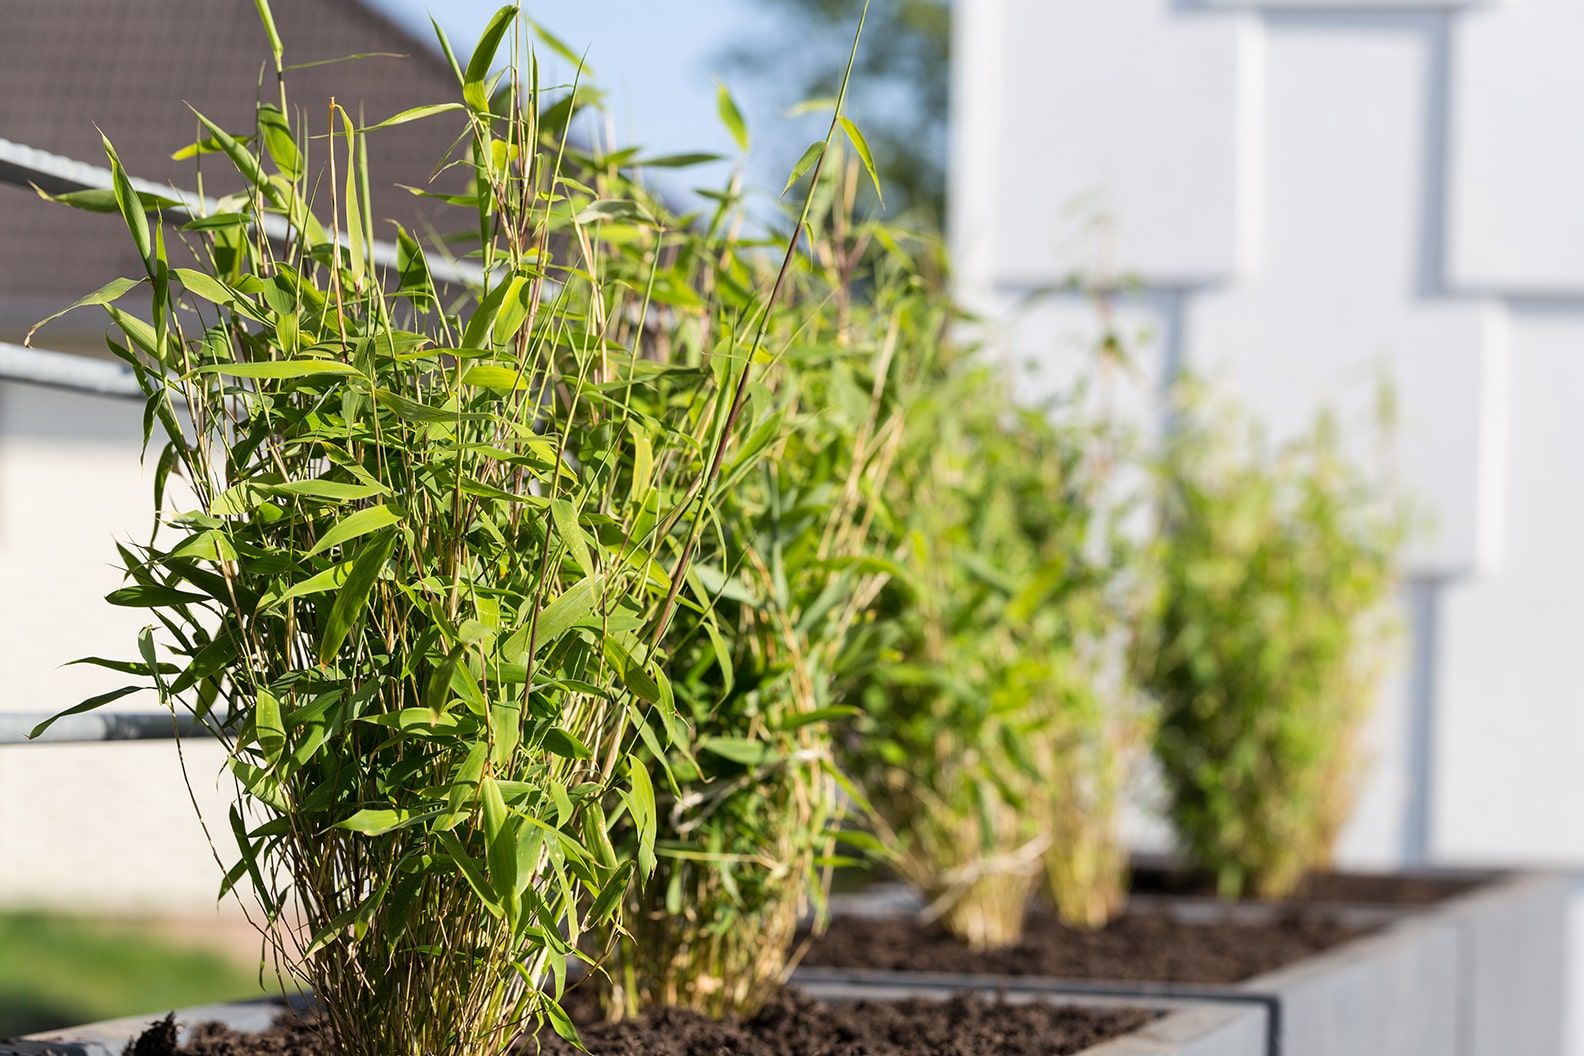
526;18;589;71
540;992;580;1045
481;776;517;901
638;152;723;169
838;116;884;203
107;584;207;608
461;364;528;392
307;504;402;556
339;108;367;291
269;479;388;502
28;686;140;739
628;756;657;879
174;268;237;306
33;186;177;214
542;727;591;760
363;102;465;132
196;360;361;379
337;807;415;836
489;276;532;345
699;736;773;767
100;133;151;269
263;557;356;608
550;499;594;577
781;142;824;197
437;830;503;917
26;277;141;346
464;6;517;112
441;742;490;830
316;530;396;665
257;104;301;179
256;688;286;767
589;860;634;925
66;655;178;677
716;81;749;152
188;108;274;202
503;575;598;661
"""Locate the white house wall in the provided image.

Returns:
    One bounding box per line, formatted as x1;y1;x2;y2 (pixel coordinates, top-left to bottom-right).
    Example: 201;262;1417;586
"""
956;0;1253;292
1448;0;1584;294
1436;307;1584;862
1186;14;1503;575
0;380;235;911
955;2;1584;1046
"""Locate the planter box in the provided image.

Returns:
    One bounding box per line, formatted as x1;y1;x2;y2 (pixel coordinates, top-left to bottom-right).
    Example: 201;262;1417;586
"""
797;870;1570;1056
0;997;313;1056
0;983;1266;1056
1442;872;1571;1056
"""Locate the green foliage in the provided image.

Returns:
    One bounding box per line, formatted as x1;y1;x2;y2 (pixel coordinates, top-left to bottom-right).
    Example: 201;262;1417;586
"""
594;22;932;1015
844;352;1146;947
1141;381;1402;899
726;0;949;223
28;4;850;1052
601;214;938;1015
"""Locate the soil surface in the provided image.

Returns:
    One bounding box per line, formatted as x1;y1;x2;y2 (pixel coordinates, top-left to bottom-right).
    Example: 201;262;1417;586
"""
801;907;1368;984
1129;865;1488;906
121;989;1154;1056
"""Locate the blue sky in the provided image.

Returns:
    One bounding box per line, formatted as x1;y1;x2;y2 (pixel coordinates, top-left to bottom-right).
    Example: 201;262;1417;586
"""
372;1;778;193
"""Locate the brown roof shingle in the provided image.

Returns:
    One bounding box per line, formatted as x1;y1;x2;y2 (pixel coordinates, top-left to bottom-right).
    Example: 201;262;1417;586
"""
0;0;470;342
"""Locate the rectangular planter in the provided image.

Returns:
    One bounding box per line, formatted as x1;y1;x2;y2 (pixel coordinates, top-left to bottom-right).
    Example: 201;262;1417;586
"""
797;870;1570;1056
0;997;312;1056
1441;872;1571;1056
0;984;1266;1056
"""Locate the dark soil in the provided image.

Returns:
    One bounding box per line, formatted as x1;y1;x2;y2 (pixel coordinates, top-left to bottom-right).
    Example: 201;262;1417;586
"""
801;907;1368;984
126;1011;325;1056
1128;865;1488;906
121;989;1155;1056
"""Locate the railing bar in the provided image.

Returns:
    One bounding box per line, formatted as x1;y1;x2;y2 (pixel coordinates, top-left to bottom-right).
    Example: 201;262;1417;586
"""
0;712;226;746
0;136;482;287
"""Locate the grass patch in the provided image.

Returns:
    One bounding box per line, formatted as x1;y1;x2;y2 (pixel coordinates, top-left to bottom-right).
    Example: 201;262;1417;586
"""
0;912;268;1038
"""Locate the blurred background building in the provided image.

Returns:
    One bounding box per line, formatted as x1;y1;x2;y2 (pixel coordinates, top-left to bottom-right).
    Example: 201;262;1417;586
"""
2;0;1582;1046
954;0;1579;880
951;1;1584;1049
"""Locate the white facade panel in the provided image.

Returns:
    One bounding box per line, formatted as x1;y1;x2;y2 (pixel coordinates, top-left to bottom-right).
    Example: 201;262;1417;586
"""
1187;19;1501;575
1448;0;1584;294
958;0;1252;289
1436;309;1584;863
1199;0;1497;8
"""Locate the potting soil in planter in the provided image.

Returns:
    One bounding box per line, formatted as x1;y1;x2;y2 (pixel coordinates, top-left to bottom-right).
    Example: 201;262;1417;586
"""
802;908;1368;983
1129;866;1487;907
121;989;1155;1056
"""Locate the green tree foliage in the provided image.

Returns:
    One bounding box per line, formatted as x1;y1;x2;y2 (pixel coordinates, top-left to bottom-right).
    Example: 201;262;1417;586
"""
1141;382;1402;900
727;0;949;224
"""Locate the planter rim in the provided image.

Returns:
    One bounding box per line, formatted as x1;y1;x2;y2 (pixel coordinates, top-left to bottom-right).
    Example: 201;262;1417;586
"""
0;982;1263;1056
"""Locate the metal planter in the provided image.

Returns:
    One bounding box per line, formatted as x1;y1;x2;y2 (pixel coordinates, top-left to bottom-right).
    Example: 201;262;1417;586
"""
794;870;1570;1056
0;983;1264;1056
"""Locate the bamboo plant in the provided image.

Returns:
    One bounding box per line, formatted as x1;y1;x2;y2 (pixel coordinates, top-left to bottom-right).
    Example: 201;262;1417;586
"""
26;5;852;1053
1037;358;1153;932
598;203;934;1015
591;29;937;1014
1140;381;1401;899
843;354;1144;947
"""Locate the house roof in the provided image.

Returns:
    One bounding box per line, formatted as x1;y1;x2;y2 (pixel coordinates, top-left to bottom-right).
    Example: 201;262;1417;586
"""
0;0;470;345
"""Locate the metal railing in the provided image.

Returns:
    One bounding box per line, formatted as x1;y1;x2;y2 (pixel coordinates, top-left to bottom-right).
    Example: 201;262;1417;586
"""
0;712;221;746
0;135;483;401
